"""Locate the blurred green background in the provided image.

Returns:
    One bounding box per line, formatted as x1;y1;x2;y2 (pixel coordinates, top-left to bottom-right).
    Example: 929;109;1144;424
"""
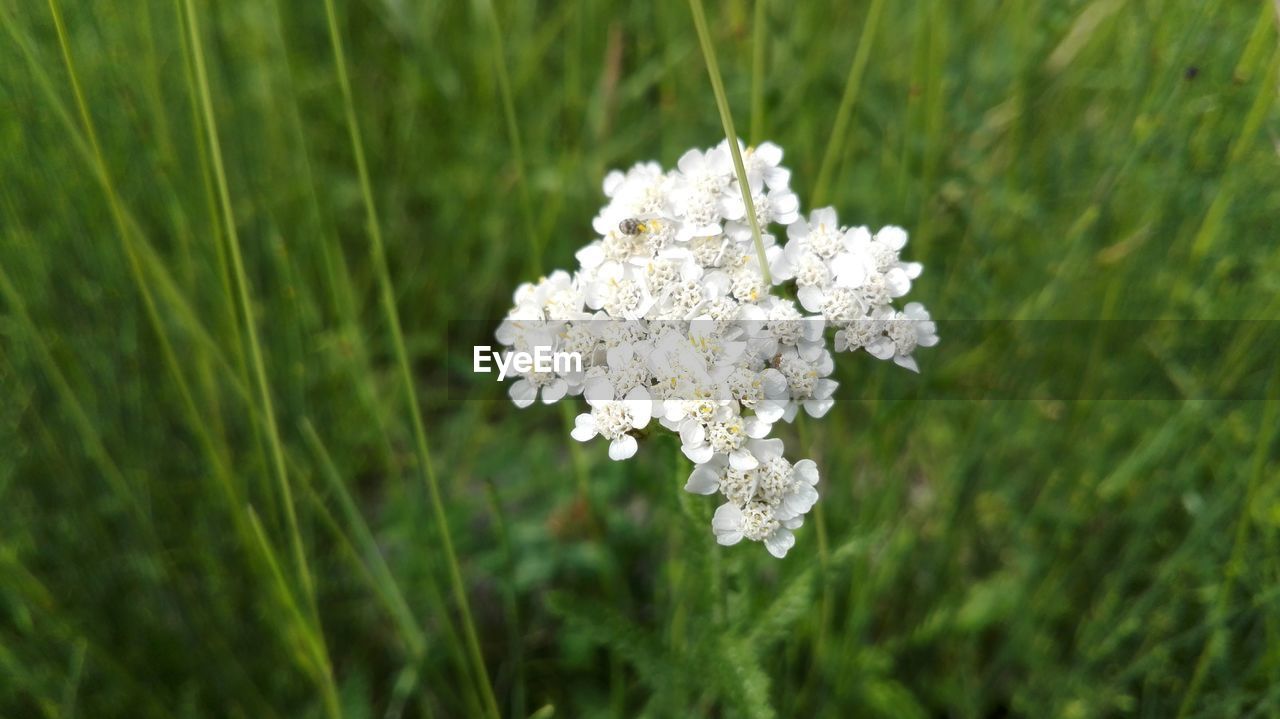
2;0;1279;716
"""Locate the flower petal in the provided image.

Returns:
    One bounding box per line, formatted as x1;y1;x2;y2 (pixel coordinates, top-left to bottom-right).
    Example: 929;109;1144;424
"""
541;379;567;404
679;420;705;448
755;142;783;166
885;267;911;297
867;337;896;360
729;448;759;471
801;317;826;342
716;531;744;546
576;243;604;269
764;528;795;558
570;414;597;442
754;401;786;424
831;252;869;288
894;354;920;373
804;397;834;418
584;377;614;405
793;459;819;486
876;225;908;250
684;443;715;464
786;217;810;241
743;416;772;439
761;368;788;395
608;434;638;461
797;285;825;313
509;379;536;408
712;502;743;532
748;438;784;461
812;207;838;229
684;465;721;495
623;386;652;428
786;484;820;516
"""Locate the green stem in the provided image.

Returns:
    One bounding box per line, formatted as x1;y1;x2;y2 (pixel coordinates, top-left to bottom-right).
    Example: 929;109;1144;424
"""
812;0;886;207
688;0;772;285
246;508;343;719
48;0;268;575
180;2;339;715
302;421;427;658
180;0;315;609
319;3;501;718
481;0;541;276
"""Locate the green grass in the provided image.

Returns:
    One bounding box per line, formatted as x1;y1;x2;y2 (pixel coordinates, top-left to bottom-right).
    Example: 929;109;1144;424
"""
2;0;1279;717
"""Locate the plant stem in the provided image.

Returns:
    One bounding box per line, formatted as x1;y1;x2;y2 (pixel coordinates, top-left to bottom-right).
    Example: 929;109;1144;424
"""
688;0;772;285
812;0;886;207
180;0;315;607
320;2;501;717
480;0;541;276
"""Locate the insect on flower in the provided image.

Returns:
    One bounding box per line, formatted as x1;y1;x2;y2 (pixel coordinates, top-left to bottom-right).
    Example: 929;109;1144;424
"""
618;217;660;236
495;139;939;558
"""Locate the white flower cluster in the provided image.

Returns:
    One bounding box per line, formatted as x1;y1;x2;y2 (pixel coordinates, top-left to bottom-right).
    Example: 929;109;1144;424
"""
496;140;937;557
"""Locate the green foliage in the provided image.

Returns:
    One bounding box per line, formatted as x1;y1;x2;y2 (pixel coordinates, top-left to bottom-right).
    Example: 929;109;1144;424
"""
2;0;1279;717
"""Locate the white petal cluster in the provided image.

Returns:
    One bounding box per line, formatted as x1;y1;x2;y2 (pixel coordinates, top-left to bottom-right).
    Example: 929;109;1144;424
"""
496;140;937;557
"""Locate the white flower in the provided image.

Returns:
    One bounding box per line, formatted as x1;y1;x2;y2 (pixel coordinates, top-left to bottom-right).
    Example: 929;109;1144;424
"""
685;438;818;557
866;226;924;281
787;208;847;259
684;453;729;495
559;322;601;372
508;370;569;408
771;209;843;288
570;379;654;460
596;161;672;235
775;347;838;420
881;302;939;373
499;139;937;558
653;278;711;320
835;225;919;299
830;229;876;291
737;141;792;191
503;270;586;322
724;175;800;239
722;365;770;410
671;146;735;239
834;308;889;353
582;262;656;320
748;368;790;424
711;501;799;558
604;342;654;395
677;413;769;469
747;440;820;520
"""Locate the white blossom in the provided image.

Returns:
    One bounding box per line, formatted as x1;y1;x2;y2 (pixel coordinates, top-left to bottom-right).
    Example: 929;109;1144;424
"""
570;379;654;461
496;140;937;557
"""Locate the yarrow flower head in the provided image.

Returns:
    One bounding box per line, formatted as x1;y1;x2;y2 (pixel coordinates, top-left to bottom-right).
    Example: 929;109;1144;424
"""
496;139;938;557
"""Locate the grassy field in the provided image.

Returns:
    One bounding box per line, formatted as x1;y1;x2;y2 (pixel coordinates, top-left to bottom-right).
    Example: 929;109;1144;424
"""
2;0;1279;716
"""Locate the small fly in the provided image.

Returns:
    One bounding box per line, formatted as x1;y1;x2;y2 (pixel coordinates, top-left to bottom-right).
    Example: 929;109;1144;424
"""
618;217;661;236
